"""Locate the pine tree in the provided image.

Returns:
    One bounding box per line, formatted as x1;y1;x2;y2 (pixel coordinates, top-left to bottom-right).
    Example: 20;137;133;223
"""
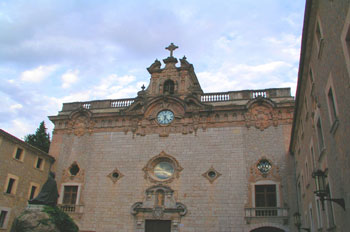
24;121;51;153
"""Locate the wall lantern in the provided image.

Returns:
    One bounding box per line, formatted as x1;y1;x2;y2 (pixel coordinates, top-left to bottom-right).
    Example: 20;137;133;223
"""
312;169;346;211
293;212;310;232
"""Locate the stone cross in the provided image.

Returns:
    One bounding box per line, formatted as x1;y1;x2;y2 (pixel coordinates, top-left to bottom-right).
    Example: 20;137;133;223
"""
165;43;178;57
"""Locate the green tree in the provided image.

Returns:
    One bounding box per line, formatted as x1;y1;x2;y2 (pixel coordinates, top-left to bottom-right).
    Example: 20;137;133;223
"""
24;121;51;153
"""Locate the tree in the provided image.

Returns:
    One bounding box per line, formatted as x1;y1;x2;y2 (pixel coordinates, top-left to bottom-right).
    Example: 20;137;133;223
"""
24;121;51;153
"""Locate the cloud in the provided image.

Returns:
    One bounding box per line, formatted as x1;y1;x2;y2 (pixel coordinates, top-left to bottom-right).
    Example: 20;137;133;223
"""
61;69;79;88
0;0;305;139
198;61;294;93
10;103;23;111
20;65;57;82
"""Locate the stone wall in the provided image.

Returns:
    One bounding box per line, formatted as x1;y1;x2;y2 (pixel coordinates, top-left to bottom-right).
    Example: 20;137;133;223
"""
0;130;54;232
53;123;293;232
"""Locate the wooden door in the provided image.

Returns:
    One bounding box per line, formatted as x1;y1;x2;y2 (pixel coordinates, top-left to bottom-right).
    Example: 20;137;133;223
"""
145;220;171;232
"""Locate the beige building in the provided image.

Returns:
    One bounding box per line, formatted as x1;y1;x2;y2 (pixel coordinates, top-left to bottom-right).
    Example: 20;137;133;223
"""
0;129;55;232
49;44;296;232
290;0;350;231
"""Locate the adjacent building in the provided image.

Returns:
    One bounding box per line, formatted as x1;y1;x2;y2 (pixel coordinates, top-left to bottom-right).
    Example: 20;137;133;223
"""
0;129;55;232
49;44;296;232
289;0;350;231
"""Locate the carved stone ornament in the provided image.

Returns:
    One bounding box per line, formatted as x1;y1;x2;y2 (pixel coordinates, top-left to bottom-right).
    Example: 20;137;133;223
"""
153;206;164;219
131;184;187;231
249;157;281;182
244;99;279;131
67;109;95;136
62;162;85;183
143;151;183;184
107;168;124;183
202;166;222;183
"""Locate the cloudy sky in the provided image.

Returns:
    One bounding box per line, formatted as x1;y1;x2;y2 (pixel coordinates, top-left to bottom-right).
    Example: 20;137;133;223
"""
0;0;305;139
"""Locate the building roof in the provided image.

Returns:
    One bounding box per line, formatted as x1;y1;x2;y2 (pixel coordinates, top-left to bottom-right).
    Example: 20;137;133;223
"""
289;0;313;154
0;129;55;162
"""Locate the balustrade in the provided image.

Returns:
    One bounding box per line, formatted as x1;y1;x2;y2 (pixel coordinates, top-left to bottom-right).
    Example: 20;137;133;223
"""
58;204;84;213
61;88;291;111
201;93;230;102
111;99;135;108
82;103;91;109
244;207;288;218
253;91;267;98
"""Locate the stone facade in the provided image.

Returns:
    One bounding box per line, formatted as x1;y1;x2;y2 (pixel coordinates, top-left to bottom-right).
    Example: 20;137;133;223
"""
49;45;295;232
0;129;55;232
290;0;350;231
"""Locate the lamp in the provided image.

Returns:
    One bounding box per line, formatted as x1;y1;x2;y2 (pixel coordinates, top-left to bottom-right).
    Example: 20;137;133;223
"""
312;169;346;211
293;212;310;232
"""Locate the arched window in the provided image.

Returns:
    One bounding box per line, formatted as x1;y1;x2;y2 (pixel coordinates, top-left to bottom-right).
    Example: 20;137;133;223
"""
163;80;174;94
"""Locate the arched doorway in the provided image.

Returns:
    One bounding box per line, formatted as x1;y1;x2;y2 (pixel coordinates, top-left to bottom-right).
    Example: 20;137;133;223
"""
251;227;285;232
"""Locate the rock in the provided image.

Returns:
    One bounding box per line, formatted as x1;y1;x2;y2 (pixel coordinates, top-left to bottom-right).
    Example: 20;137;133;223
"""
10;205;78;232
11;209;59;232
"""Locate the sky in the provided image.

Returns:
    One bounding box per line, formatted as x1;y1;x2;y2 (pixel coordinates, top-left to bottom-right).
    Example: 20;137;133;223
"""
0;0;306;139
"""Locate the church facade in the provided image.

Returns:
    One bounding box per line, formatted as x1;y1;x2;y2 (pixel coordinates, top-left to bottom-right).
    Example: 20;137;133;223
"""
49;45;295;232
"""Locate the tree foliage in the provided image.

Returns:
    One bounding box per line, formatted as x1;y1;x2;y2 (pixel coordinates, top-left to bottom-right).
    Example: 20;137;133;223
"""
24;121;51;153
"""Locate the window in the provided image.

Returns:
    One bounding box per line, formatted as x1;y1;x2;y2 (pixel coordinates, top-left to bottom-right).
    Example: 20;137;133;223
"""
63;186;78;205
310;144;316;171
304;98;309;120
35;157;44;170
301;174;305;193
305;162;309;185
69;163;80;176
255;185;277;216
297;182;302;204
163;80;175;94
316;198;323;229
309;68;314;84
341;6;350;79
4;174;18;195
29;186;37;200
6;179;15;194
315;19;324;57
325;185;335;228
327;87;338;123
300;119;304;138
316;118;325;153
309;204;314;232
345;22;350;54
316;21;322;45
0;210;9;229
14;147;23;160
28;183;40;200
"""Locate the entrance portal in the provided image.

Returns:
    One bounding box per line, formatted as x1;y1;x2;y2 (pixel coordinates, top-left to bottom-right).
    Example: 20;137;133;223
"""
145;220;171;232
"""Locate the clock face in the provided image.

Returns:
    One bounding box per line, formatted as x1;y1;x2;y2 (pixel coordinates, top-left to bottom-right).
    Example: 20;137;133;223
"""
157;110;174;125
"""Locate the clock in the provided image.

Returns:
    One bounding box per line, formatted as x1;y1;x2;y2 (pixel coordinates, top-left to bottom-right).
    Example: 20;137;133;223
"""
157;110;174;125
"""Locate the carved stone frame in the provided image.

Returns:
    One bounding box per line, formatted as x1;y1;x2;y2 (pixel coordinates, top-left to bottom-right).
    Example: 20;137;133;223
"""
131;185;187;232
143;151;183;184
107;167;124;183
202;166;222;183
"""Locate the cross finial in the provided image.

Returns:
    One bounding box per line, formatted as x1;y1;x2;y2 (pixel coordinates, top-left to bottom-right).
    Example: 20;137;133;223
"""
165;43;178;57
